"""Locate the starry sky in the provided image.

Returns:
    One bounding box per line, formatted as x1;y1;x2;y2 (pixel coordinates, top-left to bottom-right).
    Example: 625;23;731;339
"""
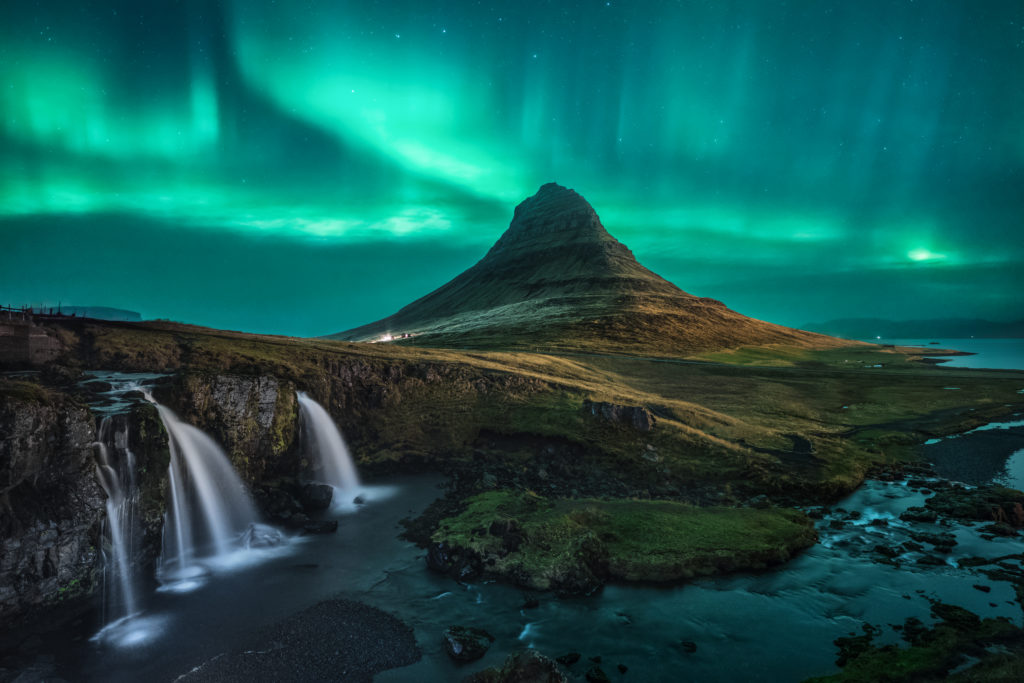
2;0;1022;336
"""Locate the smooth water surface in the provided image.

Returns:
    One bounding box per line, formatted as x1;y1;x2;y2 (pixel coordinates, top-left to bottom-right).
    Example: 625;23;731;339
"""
872;338;1024;371
58;472;1024;683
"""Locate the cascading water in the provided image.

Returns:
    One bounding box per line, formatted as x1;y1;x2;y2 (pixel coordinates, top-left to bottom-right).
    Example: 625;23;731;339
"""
296;392;361;495
152;402;260;580
93;415;141;624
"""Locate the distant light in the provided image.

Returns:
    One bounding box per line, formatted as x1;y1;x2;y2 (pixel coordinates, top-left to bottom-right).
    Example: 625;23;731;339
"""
907;248;945;262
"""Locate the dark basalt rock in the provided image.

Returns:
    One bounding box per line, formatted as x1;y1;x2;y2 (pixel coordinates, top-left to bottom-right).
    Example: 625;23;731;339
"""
585;665;611;683
426;542;482;581
300;483;334;511
678;641;698;654
899;507;938;523
582;400;655;432
464;649;568;683
925;484;1024;525
978;522;1019;537
909;531;957;552
443;625;495;662
0;384;104;619
556;652;581;666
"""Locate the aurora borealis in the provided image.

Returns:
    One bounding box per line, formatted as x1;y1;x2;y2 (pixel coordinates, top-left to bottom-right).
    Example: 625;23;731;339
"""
2;0;1022;336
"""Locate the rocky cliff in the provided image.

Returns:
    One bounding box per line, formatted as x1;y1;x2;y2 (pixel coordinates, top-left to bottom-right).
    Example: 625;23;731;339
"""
0;382;103;618
0;379;171;621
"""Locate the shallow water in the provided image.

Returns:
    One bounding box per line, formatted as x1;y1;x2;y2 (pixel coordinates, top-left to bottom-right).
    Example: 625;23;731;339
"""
25;371;1024;680
44;472;1021;683
872;338;1024;371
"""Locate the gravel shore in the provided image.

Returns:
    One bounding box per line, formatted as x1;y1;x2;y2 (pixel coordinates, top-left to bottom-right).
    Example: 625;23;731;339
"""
178;599;420;682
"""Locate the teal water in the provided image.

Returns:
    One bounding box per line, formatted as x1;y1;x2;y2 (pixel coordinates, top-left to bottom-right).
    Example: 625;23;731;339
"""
872;338;1024;371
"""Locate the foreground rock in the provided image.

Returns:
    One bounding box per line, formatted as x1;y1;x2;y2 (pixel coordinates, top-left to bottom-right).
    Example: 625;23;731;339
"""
177;599;420;682
0;381;102;618
444;625;495;661
429;490;817;595
464;650;568;683
806;602;1024;682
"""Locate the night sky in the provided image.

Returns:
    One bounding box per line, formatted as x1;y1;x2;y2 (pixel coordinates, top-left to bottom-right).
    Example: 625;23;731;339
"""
2;0;1022;336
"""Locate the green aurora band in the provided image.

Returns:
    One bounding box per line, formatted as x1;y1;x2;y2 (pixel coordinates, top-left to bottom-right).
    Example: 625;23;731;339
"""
1;0;1022;335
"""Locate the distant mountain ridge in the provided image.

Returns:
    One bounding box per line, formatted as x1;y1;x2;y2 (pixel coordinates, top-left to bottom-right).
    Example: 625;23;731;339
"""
803;318;1024;340
30;306;142;322
330;183;841;356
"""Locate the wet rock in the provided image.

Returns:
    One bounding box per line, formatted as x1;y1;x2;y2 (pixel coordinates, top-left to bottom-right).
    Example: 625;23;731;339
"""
300;483;333;511
240;524;285;548
353;494;366;505
255;487;304;522
973;584;992;593
926;485;1024;525
585;665;611;683
678;641;698;654
556;652;581;666
979;522;1018;537
899;507;938;523
873;544;899;558
426;542;482;581
909;531;957;552
916;554;947;566
443;625;494;661
868;518;889;528
617;664;628;674
80;380;113;394
464;650;568;683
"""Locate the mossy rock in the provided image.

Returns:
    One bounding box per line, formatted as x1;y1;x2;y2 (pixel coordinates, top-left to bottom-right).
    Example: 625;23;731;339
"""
432;491;817;593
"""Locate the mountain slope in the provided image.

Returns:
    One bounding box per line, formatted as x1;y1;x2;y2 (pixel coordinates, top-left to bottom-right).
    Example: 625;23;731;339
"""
330;183;840;356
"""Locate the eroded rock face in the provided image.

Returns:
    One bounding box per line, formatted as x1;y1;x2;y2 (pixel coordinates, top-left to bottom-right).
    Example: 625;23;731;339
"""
582;400;655;432
162;373;299;482
0;388;102;619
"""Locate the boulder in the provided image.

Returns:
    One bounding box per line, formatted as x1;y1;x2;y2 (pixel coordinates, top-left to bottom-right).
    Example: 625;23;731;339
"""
300;483;334;511
464;650;568;683
443;625;495;661
582;400;655;432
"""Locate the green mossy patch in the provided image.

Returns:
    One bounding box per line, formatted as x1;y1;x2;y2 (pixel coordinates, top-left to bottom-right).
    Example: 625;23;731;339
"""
805;603;1023;683
432;491;817;593
0;378;56;405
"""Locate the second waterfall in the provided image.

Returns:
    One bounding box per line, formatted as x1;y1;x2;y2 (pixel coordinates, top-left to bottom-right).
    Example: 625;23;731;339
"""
296;392;361;503
154;403;260;580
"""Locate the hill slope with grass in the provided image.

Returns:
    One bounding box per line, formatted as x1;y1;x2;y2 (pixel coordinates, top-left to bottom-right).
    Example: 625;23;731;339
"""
330;183;842;356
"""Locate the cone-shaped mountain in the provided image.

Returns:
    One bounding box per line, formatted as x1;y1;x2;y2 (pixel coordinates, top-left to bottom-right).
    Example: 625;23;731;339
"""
331;183;834;356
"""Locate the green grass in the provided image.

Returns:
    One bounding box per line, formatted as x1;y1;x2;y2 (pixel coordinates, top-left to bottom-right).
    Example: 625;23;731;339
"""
433;491;817;590
30;317;1024;501
0;379;55;404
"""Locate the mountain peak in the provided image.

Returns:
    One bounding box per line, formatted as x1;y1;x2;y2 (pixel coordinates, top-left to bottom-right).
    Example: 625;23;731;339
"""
330;185;835;357
490;183;609;256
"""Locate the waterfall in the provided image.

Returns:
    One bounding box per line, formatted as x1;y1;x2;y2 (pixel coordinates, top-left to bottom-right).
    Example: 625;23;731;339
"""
296;392;361;494
94;416;140;623
153;403;259;579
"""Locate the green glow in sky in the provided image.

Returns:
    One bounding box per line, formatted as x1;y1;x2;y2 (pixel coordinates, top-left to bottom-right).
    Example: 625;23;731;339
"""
1;0;1022;334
